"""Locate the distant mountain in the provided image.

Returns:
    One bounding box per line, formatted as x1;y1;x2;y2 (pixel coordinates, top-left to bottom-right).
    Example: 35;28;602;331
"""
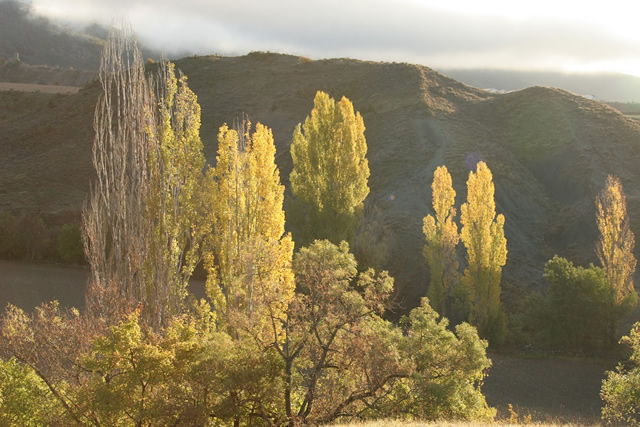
0;0;103;69
439;68;640;103
3;52;640;314
0;0;158;71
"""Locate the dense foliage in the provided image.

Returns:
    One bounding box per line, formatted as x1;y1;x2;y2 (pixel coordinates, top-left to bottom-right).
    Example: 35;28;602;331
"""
596;175;638;344
536;256;609;349
0;242;494;425
289;90;370;246
422;162;507;343
423;165;459;318
203;120;294;333
460;162;507;344
0;29;496;425
601;322;640;425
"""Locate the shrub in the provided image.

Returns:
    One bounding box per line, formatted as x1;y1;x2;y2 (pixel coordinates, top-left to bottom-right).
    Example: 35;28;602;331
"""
58;223;84;264
601;322;640;425
540;256;609;350
14;213;46;262
0;212;17;258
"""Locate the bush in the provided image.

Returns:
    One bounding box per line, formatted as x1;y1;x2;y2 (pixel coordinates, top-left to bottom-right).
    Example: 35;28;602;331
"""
0;212;17;258
601;322;640;425
0;357;62;425
14;213;47;262
58;223;84;264
527;256;610;351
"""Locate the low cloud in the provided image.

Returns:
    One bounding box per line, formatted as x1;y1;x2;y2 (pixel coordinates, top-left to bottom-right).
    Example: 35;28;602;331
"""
25;0;640;73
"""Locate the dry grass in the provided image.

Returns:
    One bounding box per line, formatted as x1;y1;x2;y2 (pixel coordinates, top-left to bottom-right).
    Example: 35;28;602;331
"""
0;81;80;94
330;420;596;427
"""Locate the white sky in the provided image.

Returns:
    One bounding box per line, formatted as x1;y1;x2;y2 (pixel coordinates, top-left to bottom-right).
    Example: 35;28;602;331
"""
28;0;640;76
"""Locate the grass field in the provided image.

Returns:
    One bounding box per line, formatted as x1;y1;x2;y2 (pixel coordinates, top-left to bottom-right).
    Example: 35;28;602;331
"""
0;81;81;94
332;422;597;427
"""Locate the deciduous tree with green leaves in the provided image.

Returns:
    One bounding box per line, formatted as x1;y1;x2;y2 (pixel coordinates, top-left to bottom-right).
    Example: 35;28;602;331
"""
541;255;609;350
249;240;494;425
290;91;370;246
460;161;507;343
423;165;459;317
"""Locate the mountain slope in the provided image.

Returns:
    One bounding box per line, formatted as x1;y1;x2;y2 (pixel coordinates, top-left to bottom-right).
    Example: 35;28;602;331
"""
440;68;640;103
2;52;640;312
0;1;103;69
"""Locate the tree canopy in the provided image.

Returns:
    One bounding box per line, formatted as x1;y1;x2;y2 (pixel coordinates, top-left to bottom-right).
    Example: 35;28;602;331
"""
596;175;638;344
423;165;459;317
460;161;507;343
290;90;370;246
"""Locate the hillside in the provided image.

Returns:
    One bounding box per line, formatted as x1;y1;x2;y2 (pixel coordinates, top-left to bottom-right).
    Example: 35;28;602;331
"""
2;52;640;315
440;68;640;103
0;1;103;70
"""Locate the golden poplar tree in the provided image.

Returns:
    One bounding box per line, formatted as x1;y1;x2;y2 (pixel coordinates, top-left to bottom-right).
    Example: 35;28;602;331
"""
460;162;507;342
423;165;459;317
145;62;206;329
290;91;370;246
596;175;638;344
204;120;294;331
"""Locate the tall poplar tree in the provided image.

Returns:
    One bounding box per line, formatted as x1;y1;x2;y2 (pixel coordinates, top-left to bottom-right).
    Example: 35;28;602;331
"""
290;91;370;246
204;120;294;331
83;27;206;329
145;62;206;328
596;175;638;344
460;162;507;342
82;26;153;321
423;165;459;317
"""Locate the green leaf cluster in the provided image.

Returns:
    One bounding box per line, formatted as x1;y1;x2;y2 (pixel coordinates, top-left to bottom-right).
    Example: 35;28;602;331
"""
539;256;609;350
601;322;640;425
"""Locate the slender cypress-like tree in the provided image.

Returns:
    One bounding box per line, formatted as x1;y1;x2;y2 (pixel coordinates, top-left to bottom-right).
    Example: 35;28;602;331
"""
204;120;294;331
596;175;638;345
290;91;370;246
423;165;459;317
460;161;507;342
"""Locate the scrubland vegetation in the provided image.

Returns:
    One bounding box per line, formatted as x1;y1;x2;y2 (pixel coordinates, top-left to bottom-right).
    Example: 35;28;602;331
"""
1;28;640;425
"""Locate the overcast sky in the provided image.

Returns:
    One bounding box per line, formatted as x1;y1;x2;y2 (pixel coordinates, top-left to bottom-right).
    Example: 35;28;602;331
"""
28;0;640;76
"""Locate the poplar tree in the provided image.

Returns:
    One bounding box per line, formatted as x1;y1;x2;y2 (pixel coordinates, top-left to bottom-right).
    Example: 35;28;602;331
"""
290;91;370;246
204;120;294;330
596;175;638;344
145;62;206;328
83;27;206;329
83;27;155;322
423;165;459;317
460;162;507;342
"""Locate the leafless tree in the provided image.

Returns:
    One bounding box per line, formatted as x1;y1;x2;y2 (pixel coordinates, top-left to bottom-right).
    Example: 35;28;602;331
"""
82;25;154;324
82;26;206;330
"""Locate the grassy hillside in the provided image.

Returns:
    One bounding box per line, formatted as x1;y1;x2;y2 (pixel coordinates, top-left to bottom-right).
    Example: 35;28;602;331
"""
2;52;640;316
